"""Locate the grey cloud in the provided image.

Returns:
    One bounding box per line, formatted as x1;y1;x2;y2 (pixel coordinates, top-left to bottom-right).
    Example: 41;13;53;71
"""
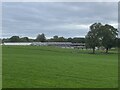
2;2;118;38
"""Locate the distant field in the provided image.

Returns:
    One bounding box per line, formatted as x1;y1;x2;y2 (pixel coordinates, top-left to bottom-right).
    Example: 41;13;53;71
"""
2;46;118;88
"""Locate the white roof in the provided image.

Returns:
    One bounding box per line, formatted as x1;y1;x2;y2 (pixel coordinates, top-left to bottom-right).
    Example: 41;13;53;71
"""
4;42;32;45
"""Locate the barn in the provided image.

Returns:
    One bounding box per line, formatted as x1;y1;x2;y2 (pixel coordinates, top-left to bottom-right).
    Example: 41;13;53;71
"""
31;42;85;49
2;42;85;49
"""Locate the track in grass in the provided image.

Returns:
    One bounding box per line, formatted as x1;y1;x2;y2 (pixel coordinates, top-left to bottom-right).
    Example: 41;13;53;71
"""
2;46;118;88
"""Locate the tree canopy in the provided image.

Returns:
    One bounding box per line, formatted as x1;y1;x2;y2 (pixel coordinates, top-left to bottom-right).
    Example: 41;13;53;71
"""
98;24;118;53
9;36;20;42
36;33;46;42
85;23;102;53
85;23;118;53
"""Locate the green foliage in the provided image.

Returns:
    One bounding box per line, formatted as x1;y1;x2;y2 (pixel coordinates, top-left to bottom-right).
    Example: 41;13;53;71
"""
117;38;120;48
57;37;66;42
67;37;72;42
48;36;67;42
86;23;118;53
3;36;30;42
36;33;46;42
20;37;29;42
99;24;118;53
72;38;85;43
85;23;102;53
3;46;118;88
0;39;1;44
9;36;20;42
53;35;59;40
48;36;85;43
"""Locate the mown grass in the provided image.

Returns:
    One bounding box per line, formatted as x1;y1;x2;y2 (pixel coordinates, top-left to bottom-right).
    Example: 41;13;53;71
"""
0;45;2;89
2;46;118;88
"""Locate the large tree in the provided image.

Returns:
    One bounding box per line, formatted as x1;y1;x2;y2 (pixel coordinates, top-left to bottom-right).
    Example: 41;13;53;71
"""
99;24;118;53
86;23;118;54
85;23;102;53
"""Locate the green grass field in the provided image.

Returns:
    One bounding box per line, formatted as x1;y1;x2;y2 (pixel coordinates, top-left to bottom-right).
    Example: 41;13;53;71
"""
2;46;118;88
0;46;2;89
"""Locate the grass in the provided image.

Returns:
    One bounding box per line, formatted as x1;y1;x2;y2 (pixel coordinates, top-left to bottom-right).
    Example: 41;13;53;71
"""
0;45;2;89
2;46;118;88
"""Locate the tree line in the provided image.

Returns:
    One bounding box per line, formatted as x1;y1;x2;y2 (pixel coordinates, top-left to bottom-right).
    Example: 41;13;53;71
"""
2;34;85;43
1;22;119;53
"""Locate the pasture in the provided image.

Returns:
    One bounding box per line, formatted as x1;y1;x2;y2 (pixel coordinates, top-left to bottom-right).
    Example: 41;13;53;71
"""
2;46;118;88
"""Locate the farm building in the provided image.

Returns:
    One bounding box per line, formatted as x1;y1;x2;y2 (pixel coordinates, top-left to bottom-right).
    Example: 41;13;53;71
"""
3;42;85;49
31;42;85;48
3;42;31;45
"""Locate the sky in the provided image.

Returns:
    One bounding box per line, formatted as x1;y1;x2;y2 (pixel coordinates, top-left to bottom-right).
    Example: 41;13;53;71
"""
2;2;118;39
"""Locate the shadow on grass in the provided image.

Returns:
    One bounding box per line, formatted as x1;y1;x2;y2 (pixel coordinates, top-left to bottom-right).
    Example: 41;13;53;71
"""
73;49;118;55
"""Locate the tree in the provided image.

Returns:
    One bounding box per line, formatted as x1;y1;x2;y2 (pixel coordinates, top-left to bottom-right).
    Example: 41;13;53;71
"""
9;36;20;42
67;37;73;42
85;23;102;53
72;38;80;43
72;37;85;43
36;33;46;42
0;39;2;44
115;38;120;48
86;23;118;54
58;37;66;42
20;37;29;42
53;35;59;42
118;38;120;48
99;24;118;53
53;35;58;39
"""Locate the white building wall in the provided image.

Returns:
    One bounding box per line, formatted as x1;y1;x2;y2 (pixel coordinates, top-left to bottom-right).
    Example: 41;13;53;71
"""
4;42;32;45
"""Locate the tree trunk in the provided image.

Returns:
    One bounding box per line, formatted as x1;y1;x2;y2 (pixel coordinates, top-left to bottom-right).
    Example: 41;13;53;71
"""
106;48;108;53
93;47;95;54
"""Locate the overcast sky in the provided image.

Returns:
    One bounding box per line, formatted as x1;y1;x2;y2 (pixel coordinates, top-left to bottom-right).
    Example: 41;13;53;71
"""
2;2;118;39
